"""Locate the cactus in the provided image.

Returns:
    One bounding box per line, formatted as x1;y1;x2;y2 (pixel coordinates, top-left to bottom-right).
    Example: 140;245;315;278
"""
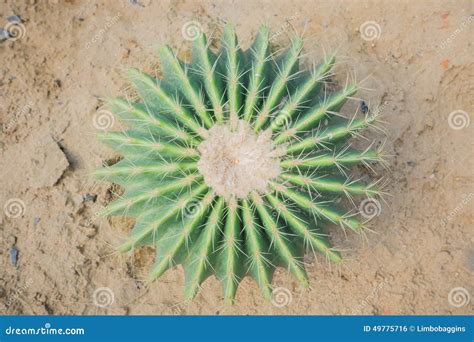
95;24;384;303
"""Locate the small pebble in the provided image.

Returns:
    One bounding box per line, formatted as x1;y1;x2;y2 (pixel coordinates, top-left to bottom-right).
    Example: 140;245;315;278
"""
10;247;18;266
0;28;10;42
83;193;97;202
131;0;150;7
360;100;369;114
130;0;145;6
407;161;416;167
7;15;22;24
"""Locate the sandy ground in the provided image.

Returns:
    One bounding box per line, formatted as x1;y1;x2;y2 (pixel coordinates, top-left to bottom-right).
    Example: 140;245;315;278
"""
0;0;473;315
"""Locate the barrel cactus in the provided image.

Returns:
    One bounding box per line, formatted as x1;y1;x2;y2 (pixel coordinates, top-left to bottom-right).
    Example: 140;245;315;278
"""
95;24;383;303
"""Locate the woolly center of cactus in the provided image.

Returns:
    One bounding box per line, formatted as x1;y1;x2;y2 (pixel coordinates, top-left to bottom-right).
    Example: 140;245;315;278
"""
197;119;284;199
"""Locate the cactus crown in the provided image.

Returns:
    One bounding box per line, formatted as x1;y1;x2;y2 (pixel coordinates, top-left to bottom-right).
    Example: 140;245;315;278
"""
95;24;383;303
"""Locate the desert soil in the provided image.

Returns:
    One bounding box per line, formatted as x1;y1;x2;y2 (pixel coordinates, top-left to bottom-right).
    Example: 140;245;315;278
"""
0;0;473;315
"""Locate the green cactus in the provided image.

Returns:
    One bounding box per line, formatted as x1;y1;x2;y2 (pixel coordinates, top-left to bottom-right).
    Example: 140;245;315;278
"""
95;24;384;303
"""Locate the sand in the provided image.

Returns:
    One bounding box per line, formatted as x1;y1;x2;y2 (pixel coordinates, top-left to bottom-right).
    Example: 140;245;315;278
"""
0;0;473;315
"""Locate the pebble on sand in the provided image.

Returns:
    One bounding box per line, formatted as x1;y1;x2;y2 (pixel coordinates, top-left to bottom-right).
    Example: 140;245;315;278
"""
10;247;18;266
